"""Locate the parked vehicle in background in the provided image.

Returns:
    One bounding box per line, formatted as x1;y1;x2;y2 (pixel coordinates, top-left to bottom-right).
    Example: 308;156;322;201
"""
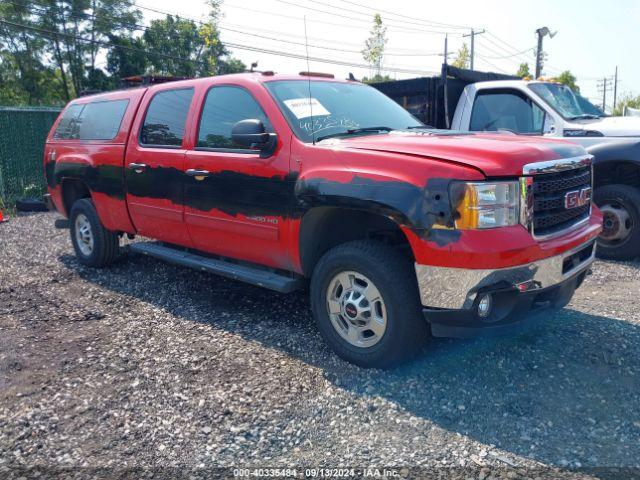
625;106;640;117
44;72;601;367
374;65;640;260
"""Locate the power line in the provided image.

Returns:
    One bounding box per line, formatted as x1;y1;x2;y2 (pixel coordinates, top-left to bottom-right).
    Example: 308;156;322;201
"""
5;1;442;60
474;54;510;74
222;41;438;74
0;18;438;76
485;30;536;58
267;0;458;35
212;2;445;36
336;0;471;30
0;18;210;67
220;25;442;57
304;0;469;31
474;44;536;60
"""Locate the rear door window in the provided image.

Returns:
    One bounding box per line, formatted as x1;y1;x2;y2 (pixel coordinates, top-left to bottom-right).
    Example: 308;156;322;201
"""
53;104;84;140
140;88;194;147
78;99;129;141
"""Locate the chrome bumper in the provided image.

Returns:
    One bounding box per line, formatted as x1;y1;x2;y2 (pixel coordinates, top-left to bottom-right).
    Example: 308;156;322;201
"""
415;240;596;310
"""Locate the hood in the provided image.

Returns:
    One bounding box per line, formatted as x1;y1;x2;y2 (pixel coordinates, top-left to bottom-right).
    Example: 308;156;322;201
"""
323;131;587;177
571;116;640;137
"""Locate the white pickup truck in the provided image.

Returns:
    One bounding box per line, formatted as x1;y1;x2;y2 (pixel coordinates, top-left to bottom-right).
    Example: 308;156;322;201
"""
374;65;640;260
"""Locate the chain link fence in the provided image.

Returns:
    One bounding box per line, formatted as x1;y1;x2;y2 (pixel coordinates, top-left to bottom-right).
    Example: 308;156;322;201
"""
0;106;61;208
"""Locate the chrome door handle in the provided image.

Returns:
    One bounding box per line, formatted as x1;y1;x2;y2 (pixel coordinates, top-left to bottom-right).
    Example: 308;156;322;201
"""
128;162;148;173
185;169;211;178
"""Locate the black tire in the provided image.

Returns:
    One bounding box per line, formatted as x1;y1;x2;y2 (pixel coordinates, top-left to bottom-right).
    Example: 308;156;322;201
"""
310;240;428;368
594;184;640;260
69;198;119;267
15;198;48;212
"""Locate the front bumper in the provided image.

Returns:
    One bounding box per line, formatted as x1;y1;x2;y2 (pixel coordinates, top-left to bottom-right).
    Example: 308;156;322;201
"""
416;239;596;337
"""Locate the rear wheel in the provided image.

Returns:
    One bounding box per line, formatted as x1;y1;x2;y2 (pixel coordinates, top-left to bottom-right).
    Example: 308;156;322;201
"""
594;184;640;260
69;198;119;267
310;240;428;368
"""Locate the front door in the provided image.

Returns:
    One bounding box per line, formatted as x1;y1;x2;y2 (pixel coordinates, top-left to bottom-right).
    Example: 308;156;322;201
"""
125;87;195;247
184;85;293;269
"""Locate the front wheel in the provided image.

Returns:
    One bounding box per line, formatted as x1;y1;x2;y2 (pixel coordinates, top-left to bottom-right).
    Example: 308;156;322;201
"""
310;240;428;368
594;184;640;260
69;198;120;267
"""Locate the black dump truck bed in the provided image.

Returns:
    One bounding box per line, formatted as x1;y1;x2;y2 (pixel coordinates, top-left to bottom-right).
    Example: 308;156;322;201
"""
372;64;518;129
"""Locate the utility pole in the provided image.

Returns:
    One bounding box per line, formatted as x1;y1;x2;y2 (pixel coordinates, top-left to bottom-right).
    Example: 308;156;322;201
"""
597;76;614;112
443;34;448;65
613;66;619;111
535;27;557;78
463;29;485;70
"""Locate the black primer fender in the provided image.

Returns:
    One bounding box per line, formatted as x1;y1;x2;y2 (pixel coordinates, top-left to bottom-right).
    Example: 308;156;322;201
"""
295;176;456;229
585;139;640;164
295;175;462;249
584;139;640;188
45;161;126;200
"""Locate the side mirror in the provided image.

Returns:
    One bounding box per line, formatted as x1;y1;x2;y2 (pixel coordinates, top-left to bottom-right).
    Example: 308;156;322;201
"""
231;119;277;157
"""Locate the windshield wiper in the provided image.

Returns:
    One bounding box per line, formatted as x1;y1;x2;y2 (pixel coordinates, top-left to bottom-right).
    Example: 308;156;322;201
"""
568;114;601;120
315;126;393;142
406;124;435;129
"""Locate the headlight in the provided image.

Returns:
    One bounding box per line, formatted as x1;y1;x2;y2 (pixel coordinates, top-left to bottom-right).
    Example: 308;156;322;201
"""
451;181;519;229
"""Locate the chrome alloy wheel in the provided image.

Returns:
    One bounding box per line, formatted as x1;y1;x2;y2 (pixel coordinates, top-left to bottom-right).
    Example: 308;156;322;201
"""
75;213;94;256
600;202;633;244
326;271;387;348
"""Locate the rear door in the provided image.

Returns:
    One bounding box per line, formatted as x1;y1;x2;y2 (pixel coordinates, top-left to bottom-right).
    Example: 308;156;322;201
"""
125;87;195;246
183;84;293;269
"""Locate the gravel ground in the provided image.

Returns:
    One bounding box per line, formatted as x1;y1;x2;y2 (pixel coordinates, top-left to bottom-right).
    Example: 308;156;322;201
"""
1;212;640;479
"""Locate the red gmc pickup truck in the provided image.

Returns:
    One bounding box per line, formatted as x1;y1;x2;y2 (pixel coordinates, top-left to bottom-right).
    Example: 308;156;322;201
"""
44;72;602;368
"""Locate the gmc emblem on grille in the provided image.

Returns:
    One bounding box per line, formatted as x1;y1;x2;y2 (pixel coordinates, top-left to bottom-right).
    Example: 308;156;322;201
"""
564;187;591;209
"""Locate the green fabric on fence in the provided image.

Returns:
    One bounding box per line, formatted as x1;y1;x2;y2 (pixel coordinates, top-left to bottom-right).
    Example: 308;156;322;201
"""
0;106;61;206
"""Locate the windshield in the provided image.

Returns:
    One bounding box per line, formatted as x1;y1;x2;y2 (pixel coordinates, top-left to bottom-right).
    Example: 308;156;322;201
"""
576;94;606;117
264;80;422;142
529;83;604;120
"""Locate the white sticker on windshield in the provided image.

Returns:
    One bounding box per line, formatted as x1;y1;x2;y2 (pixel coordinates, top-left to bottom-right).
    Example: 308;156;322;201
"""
283;98;330;119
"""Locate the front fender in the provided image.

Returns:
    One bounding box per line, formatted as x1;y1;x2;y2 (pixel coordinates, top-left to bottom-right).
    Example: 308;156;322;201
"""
585;138;640;164
294;171;456;231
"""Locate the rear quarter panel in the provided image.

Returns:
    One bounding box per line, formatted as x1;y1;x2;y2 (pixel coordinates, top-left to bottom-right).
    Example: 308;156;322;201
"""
45;89;147;233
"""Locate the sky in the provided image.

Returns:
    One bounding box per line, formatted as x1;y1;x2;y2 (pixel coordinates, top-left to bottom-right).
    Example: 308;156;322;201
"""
140;0;640;110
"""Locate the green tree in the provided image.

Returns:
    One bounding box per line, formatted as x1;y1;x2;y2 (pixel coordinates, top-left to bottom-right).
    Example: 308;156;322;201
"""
0;0;245;105
362;14;387;78
143;16;202;76
0;1;58;105
106;35;148;79
34;0;142;98
452;43;470;69
142;10;243;77
516;63;531;78
553;70;580;93
218;58;246;74
362;73;393;84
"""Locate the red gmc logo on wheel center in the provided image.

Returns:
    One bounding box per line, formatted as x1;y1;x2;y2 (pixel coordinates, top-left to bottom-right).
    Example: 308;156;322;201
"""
564;187;592;209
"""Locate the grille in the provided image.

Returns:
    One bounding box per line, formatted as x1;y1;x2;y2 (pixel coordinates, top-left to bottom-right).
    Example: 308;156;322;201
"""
532;166;592;237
